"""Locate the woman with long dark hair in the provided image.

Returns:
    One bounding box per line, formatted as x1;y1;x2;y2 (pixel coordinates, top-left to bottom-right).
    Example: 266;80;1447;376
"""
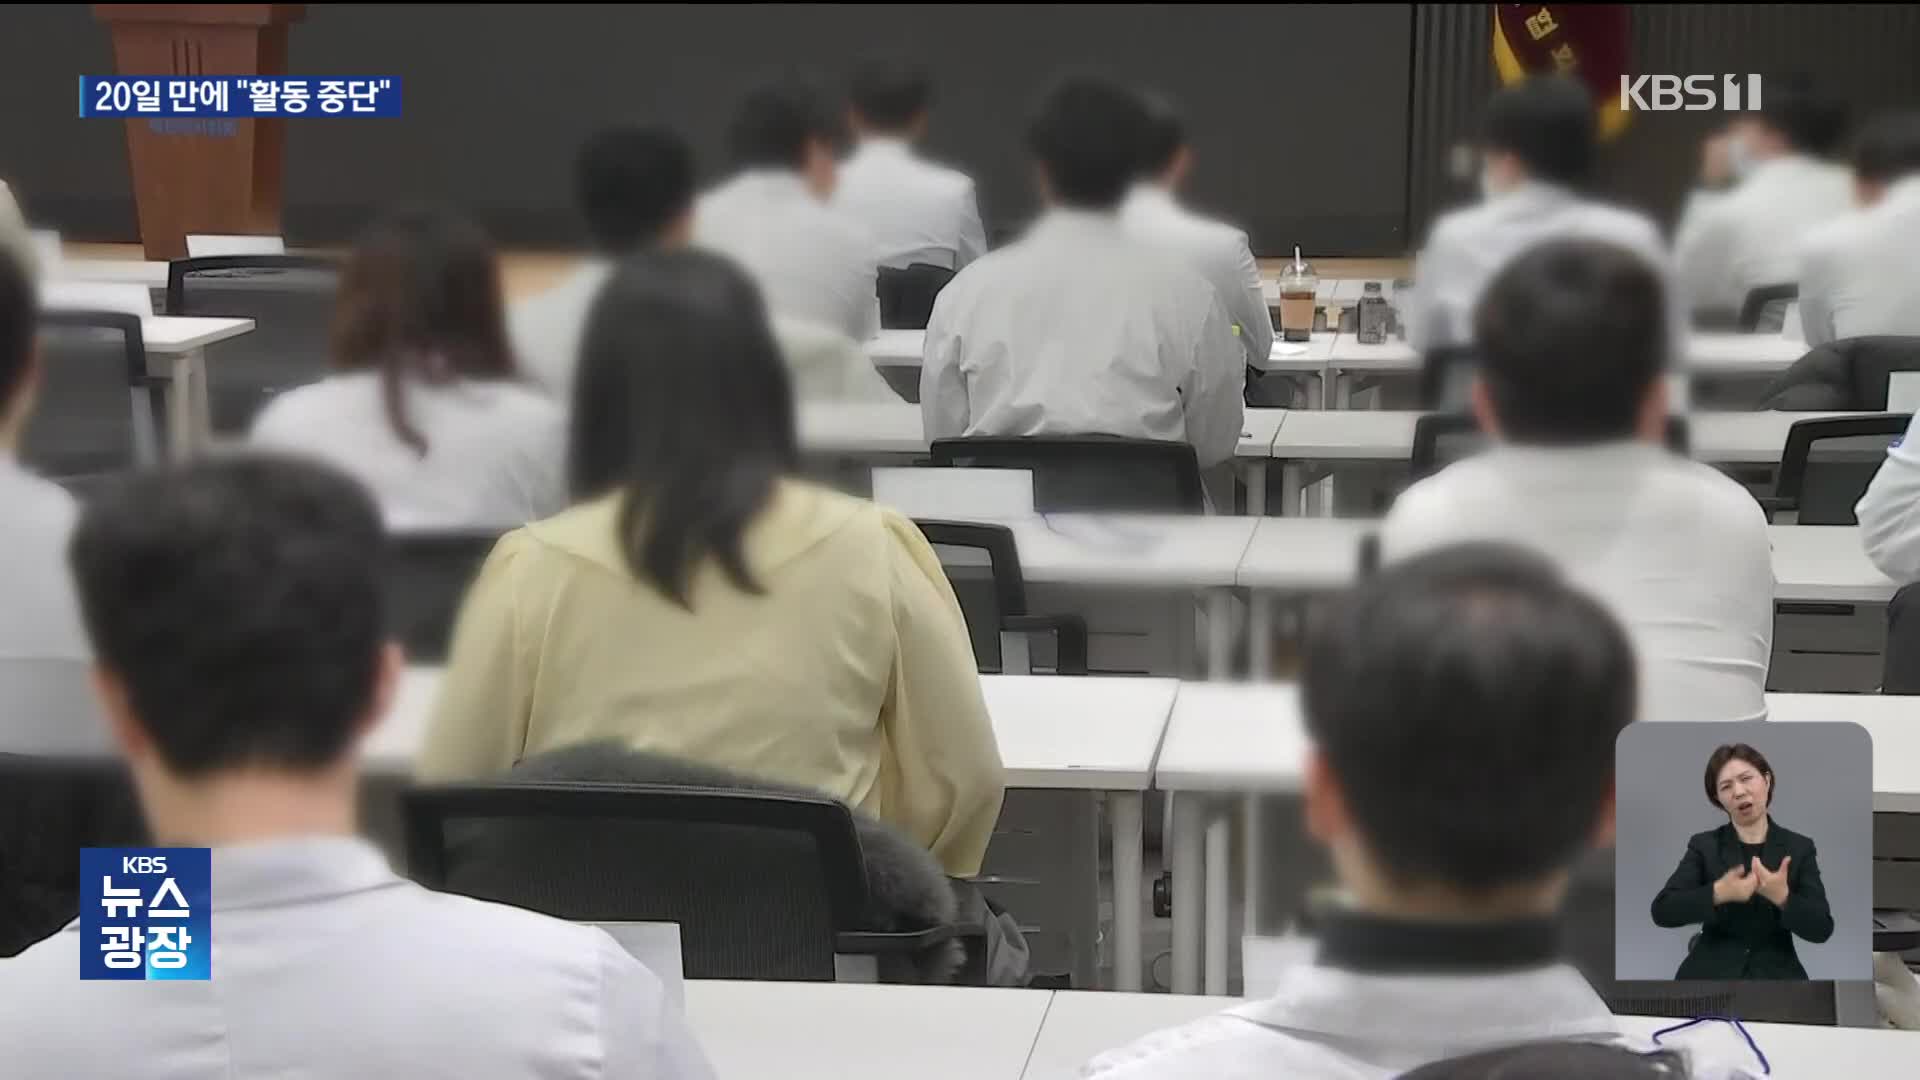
250;206;565;529
420;249;1003;876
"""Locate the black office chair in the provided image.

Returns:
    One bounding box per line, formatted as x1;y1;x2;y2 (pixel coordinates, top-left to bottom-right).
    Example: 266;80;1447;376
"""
1884;583;1920;694
0;752;146;957
915;520;1087;675
1409;413;1692;482
1739;283;1799;333
877;264;956;330
165;254;340;434
1418;344;1479;410
26;311;169;493
381;531;502;662
929;436;1205;513
1759;335;1920;411
402;781;960;981
1770;414;1911;524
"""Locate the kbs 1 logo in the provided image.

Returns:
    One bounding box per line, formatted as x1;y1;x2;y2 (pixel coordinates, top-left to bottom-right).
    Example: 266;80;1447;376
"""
1620;74;1764;113
80;848;212;980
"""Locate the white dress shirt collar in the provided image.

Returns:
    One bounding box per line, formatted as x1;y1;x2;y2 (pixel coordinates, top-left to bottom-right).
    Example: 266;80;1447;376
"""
210;835;401;911
720;168;817;203
1881;174;1920;211
1025;205;1127;245
1124;182;1179;213
852;135;915;160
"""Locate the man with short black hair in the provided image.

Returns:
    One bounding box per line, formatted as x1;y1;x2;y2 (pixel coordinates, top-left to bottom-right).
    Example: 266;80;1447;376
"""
1086;545;1760;1077
1676;81;1853;319
835;61;986;272
511;125;696;398
0;456;713;1079
1407;75;1679;359
921;77;1243;468
1383;239;1773;724
696;77;880;342
1797;112;1920;348
1122;92;1273;371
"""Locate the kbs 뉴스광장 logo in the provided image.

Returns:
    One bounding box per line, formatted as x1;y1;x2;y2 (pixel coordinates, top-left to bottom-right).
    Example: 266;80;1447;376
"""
79;848;211;980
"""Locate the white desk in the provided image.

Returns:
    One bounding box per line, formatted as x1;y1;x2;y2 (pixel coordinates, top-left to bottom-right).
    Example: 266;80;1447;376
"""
1765;693;1920;813
50;258;170;289
1156;682;1310;994
682;980;1051;1080
371;667;1178;991
1023;989;1915;1079
1769;525;1897;603
44;313;254;459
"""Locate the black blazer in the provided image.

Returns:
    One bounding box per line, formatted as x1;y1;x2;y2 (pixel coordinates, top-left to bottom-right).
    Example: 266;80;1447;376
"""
1650;819;1833;980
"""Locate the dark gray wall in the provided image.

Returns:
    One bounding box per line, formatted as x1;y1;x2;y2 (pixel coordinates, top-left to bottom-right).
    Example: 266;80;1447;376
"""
0;3;1414;254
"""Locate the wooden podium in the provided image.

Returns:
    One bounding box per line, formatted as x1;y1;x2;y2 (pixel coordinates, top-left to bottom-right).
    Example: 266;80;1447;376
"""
93;5;305;259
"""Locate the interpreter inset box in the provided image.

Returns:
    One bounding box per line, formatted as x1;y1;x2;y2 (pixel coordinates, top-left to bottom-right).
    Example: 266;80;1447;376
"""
1614;721;1872;981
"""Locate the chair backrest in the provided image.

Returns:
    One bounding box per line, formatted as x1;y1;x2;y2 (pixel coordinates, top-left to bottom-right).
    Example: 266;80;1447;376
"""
1884;582;1920;695
1418;344;1479;410
930;436;1205;513
402;780;870;981
165;254;341;434
25;311;163;483
0;752;147;957
1739;283;1798;333
382;531;501;662
915;519;1027;672
877;264;957;330
1775;413;1911;525
1410;413;1692;481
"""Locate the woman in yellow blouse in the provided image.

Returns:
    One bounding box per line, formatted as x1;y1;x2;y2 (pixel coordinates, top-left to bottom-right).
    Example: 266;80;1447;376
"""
419;249;1004;875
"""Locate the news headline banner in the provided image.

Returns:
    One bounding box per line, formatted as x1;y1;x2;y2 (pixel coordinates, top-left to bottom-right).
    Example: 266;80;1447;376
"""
79;77;402;118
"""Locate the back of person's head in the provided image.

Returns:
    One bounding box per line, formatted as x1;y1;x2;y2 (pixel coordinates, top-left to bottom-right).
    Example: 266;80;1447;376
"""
1303;544;1634;897
1472;238;1667;445
332;205;515;454
1400;1041;1690;1080
1482;75;1596;188
0;244;34;430
729;77;842;171
574;126;696;253
1850;111;1920;201
1749;78;1849;158
849;61;933;136
1135;91;1190;187
1026;76;1150;210
571;249;798;607
68;456;389;782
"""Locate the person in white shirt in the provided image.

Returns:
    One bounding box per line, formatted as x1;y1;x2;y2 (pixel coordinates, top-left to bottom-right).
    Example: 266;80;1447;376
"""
696;79;880;342
1409;75;1683;363
1674;84;1853;320
921;78;1243;468
1384;240;1774;723
834;62;986;273
1087;546;1765;1080
0;456;713;1079
1798;113;1920;348
1122;92;1273;372
251;207;566;532
510;126;695;400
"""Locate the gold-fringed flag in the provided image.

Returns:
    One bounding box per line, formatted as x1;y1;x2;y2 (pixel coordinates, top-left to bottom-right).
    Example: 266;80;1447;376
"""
1493;4;1632;138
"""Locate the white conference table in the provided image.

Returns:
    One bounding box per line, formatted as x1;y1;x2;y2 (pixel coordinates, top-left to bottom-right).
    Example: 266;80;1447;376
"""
680;981;1915;1080
1157;682;1920;996
796;403;1288;514
370;667;1179;992
49;258;170;289
1318;331;1807;403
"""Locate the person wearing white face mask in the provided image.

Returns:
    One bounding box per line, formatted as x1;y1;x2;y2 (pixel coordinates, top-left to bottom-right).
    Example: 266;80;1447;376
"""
1406;76;1683;364
1674;84;1853;322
